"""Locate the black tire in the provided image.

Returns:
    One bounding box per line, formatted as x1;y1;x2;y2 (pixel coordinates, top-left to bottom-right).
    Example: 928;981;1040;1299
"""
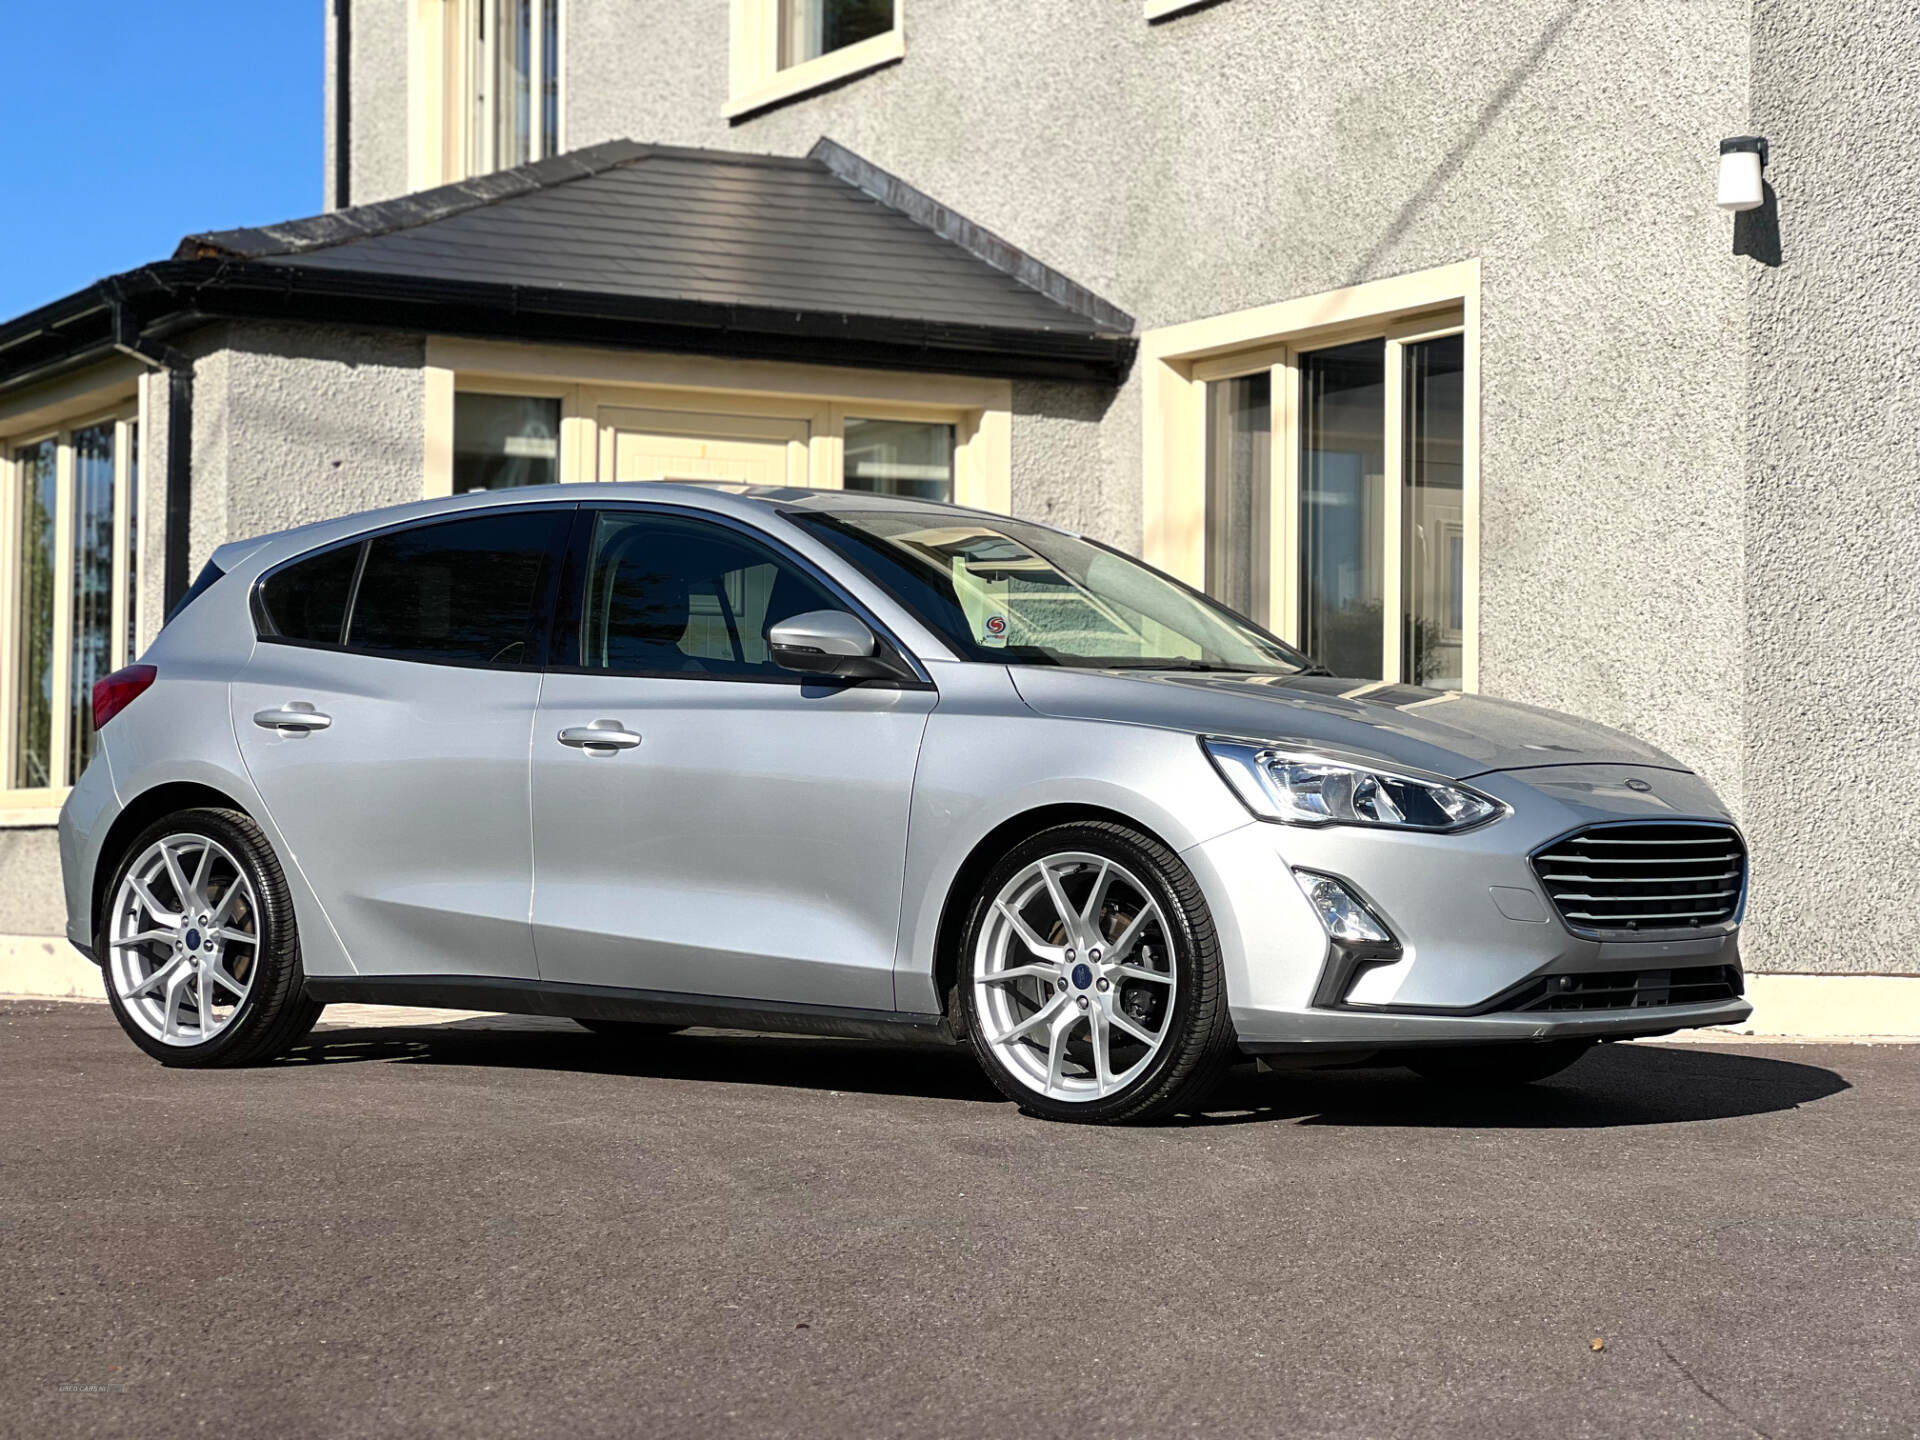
99;807;323;1068
1405;1039;1595;1087
575;1018;683;1038
955;820;1237;1124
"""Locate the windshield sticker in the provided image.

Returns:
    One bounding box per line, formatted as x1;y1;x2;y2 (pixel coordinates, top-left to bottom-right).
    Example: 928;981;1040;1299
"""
981;614;1009;647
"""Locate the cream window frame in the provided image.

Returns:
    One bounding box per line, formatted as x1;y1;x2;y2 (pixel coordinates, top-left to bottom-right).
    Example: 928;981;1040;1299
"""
422;339;1010;512
725;0;905;121
409;0;564;192
0;401;143;815
1144;0;1220;20
1142;259;1481;690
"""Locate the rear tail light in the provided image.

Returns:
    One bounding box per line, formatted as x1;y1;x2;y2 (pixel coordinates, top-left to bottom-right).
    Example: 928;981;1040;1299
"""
92;665;157;731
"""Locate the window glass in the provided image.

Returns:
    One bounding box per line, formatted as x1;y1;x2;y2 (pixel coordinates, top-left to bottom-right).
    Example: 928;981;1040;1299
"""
348;512;565;665
260;543;362;645
1203;373;1270;623
469;0;558;173
579;512;840;677
1403;334;1465;690
68;423;117;783
124;421;140;663
800;510;1309;674
780;0;894;66
10;438;57;790
842;418;954;503
1299;339;1386;679
454;394;561;491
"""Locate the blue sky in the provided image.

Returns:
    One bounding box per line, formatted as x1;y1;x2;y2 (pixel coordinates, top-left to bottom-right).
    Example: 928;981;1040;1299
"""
0;5;322;318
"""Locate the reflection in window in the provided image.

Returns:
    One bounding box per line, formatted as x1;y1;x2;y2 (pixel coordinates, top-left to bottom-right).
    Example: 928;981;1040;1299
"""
68;424;117;783
842;418;954;503
1403;335;1465;690
1299;339;1386;680
454;394;561;491
1204;372;1270;623
10;439;57;790
780;0;895;66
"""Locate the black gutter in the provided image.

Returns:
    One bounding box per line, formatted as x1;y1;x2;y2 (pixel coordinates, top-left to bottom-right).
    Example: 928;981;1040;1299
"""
100;275;195;610
0;259;1136;391
332;0;352;210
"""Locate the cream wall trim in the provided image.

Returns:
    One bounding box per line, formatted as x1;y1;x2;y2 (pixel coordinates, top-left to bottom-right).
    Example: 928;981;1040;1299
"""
421;339;1013;509
725;0;904;121
1141;259;1481;687
0;936;103;1001
0;361;141;437
408;0;454;192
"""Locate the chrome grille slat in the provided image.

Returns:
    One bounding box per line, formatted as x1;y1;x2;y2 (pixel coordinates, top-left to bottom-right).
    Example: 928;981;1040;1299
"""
1530;822;1746;935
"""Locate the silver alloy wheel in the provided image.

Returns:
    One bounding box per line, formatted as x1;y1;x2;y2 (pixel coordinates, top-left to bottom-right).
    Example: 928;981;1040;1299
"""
107;833;260;1047
971;850;1178;1103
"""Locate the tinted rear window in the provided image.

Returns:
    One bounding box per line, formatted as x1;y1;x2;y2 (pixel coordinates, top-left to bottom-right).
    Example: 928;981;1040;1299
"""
259;543;360;643
346;512;566;666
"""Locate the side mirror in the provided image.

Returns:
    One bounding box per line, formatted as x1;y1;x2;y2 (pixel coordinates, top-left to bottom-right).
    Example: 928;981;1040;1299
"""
768;609;902;679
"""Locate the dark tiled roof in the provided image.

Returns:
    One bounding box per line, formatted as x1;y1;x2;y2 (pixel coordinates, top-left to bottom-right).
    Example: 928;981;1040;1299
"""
180;140;1129;338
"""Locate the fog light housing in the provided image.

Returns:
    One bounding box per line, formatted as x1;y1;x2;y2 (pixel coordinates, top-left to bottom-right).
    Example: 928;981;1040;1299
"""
1295;871;1404;1009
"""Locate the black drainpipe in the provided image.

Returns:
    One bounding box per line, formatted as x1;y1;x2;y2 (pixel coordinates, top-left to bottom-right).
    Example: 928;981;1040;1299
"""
102;278;195;612
333;0;352;209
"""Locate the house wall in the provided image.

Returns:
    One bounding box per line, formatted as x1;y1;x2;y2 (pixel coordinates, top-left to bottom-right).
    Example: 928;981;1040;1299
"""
1744;1;1920;974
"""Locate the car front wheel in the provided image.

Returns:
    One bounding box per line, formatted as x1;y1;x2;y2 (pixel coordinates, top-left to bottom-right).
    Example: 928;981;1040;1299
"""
100;807;322;1067
957;820;1236;1124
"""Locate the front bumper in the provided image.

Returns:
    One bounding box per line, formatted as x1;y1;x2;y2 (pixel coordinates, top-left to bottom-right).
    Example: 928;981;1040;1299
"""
1181;763;1752;1054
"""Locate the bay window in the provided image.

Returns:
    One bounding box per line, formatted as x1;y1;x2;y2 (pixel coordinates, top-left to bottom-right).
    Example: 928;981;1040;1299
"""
4;414;141;798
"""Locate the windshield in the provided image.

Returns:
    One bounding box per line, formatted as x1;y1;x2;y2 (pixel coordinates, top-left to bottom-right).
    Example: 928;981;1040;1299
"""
795;509;1313;673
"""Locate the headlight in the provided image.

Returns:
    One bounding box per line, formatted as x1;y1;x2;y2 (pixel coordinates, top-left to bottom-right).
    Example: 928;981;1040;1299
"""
1203;739;1506;833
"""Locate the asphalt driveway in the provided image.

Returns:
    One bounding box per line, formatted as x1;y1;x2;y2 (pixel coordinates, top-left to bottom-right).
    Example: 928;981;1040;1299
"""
3;999;1915;1439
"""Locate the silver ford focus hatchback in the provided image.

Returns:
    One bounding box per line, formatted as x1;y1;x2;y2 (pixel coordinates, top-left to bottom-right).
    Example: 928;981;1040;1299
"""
59;484;1751;1122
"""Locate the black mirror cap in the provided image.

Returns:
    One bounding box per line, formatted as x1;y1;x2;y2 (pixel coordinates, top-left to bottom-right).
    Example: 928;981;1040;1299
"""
769;639;917;682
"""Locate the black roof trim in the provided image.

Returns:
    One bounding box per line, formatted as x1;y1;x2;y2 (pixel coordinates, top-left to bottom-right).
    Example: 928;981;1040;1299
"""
809;138;1135;334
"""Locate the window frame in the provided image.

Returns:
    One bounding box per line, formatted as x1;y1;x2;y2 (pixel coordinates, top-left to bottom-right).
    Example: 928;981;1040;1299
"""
422;341;1012;513
1141;261;1481;691
725;0;904;121
548;502;933;689
0;404;143;810
409;0;565;191
251;502;577;672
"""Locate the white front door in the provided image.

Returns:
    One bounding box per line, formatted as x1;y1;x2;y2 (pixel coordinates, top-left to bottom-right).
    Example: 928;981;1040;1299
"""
597;405;810;485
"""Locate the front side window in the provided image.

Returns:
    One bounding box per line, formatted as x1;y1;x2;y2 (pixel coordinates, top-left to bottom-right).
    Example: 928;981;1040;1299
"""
575;511;840;678
455;394;562;491
344;511;566;666
800;510;1309;673
5;415;140;795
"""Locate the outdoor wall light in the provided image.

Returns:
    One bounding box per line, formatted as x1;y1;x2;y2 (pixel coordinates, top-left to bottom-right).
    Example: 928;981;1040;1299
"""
1717;136;1769;213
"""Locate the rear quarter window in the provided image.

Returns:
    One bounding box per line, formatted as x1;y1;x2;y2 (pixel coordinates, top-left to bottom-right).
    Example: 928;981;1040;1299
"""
258;543;361;644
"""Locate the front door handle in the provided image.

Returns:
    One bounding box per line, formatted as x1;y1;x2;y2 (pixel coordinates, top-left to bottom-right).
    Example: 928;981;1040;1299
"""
254;703;332;733
557;721;642;752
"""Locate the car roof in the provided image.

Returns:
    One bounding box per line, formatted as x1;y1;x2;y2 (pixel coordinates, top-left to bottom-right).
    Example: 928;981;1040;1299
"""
213;481;1057;573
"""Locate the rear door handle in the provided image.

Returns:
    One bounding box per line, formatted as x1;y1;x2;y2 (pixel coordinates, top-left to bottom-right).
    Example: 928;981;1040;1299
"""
557;722;642;752
254;703;332;733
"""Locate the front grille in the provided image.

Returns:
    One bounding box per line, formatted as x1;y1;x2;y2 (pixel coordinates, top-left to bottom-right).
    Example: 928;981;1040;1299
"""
1531;822;1746;934
1509;964;1744;1013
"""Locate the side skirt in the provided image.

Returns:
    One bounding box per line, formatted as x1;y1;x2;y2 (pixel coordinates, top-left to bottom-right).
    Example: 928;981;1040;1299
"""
303;974;959;1048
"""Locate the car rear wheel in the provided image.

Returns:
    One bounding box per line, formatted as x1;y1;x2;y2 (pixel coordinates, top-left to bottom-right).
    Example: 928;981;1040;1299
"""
956;820;1236;1124
1405;1039;1595;1087
100;808;322;1067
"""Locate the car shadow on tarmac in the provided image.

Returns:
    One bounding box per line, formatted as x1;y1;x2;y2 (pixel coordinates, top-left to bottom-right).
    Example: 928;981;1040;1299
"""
278;1023;1850;1129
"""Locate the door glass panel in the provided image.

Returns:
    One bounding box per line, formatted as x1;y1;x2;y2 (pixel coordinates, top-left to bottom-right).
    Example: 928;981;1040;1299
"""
455;394;561;491
260;542;363;644
779;0;893;66
579;512;838;677
1203;372;1271;622
347;511;565;665
10;438;57;789
68;423;117;783
1402;334;1466;690
842;418;954;502
1299;339;1385;678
